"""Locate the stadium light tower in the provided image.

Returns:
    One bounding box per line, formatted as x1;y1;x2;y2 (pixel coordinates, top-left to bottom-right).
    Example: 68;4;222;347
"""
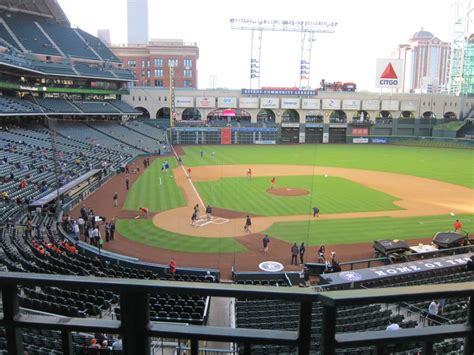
448;0;473;97
230;18;337;89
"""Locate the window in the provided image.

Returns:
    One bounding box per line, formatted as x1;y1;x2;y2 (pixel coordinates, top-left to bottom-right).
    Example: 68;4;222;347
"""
128;60;136;68
146;70;151;78
168;58;178;67
154;58;163;67
132;96;135;101
184;80;193;87
141;70;145;77
184;70;192;78
155;80;163;87
184;59;192;67
154;69;163;77
146;60;150;68
141;60;145;67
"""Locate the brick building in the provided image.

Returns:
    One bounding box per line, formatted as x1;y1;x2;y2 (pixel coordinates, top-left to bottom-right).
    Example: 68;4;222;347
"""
110;39;199;88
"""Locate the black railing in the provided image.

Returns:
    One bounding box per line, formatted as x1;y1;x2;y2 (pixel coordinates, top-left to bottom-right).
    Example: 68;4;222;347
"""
0;272;472;355
319;282;473;355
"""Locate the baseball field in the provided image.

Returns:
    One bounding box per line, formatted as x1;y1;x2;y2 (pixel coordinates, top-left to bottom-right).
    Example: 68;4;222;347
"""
77;144;473;273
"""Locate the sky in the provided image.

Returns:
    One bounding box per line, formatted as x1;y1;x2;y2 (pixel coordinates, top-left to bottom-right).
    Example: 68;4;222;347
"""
57;0;461;91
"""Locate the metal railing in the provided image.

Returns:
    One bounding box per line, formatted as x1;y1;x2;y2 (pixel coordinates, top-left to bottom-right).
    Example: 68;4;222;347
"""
319;282;473;355
0;272;472;355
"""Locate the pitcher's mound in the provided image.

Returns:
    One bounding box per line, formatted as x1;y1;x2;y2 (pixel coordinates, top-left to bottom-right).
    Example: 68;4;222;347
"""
266;188;309;196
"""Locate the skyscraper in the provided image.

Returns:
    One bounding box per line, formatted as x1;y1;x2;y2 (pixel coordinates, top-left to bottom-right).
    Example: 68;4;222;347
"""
127;0;149;44
395;29;451;93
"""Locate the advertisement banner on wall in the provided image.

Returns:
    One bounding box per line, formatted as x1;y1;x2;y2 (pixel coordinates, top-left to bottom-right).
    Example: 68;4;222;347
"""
260;98;279;108
221;128;232;144
352;127;369;136
342;99;361;110
196;97;215;108
381;100;399;111
175;96;194;108
322;99;341;109
353;137;369;144
362;100;380;110
239;97;259;109
255;140;276;144
281;123;300;128
302;99;320;109
400;101;418;111
371;138;388;144
375;58;404;89
281;98;300;109
217;97;237;108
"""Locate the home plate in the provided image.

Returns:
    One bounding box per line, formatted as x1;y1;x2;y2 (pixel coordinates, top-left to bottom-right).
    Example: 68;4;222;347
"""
195;216;229;227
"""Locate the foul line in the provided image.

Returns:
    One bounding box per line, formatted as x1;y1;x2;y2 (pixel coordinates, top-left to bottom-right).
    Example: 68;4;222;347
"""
171;145;205;208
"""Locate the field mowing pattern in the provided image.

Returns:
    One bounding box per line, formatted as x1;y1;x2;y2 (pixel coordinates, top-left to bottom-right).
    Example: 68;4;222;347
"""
181;145;474;188
264;214;474;246
124;158;186;212
195;175;401;216
117;219;247;253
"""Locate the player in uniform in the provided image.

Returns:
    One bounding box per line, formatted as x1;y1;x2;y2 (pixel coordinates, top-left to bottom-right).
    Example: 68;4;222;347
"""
270;177;276;189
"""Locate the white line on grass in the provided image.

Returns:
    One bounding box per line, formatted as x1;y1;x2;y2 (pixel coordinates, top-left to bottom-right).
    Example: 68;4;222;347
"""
418;219;471;225
171;145;205;208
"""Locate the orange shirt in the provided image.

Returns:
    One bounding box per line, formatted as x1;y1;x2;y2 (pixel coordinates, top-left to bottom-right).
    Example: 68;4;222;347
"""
453;221;462;230
271;178;276;184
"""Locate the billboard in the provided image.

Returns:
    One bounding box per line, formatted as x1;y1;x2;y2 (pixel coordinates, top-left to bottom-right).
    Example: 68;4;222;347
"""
175;96;194;108
352;127;369;136
241;88;316;96
239;97;259;109
353;137;369;144
302;98;320;109
381;100;399;111
322;99;341;109
281;98;300;109
196;97;215;108
362;100;380;110
260;98;279;108
401;101;418;111
342;99;361;110
217;97;237;108
375;58;404;89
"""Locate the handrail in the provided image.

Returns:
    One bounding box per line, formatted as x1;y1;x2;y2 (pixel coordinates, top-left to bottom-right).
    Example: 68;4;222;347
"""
1;273;473;355
319;282;474;354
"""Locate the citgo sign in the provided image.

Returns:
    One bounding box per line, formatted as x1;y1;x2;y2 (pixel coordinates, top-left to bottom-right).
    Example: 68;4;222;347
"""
375;59;403;89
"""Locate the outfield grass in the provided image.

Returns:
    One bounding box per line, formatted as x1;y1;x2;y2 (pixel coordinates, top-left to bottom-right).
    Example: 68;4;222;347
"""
195;175;401;216
124;158;186;212
181;145;474;188
263;214;474;246
116;219;247;253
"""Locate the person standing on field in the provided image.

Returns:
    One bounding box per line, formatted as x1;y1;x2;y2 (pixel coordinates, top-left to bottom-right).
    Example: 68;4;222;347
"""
453;219;462;231
206;205;212;221
244;215;252;233
125;178;129;190
113;192;118;207
291;243;299;265
262;235;270;255
299;242;306;265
